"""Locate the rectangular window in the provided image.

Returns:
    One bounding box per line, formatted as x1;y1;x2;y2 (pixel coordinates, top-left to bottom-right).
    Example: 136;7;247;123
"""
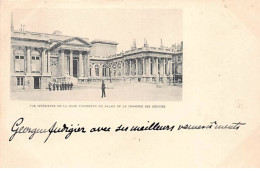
17;77;20;86
17;77;24;86
90;68;91;76
14;56;25;72
178;56;181;62
32;56;41;73
21;77;24;85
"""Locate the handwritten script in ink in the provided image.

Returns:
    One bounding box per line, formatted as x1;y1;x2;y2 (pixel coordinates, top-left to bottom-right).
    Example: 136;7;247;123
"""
9;118;246;143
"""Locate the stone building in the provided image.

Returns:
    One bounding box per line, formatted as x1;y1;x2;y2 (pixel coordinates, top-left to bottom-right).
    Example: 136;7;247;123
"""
11;25;183;91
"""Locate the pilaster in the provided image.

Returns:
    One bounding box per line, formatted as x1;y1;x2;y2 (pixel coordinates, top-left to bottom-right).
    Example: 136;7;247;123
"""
26;47;31;74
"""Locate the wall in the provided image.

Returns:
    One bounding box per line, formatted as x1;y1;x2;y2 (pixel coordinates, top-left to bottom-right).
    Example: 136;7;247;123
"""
90;43;117;57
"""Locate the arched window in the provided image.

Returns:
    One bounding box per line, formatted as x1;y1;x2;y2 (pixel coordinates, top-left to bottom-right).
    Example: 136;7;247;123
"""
31;50;41;73
117;63;121;76
102;64;107;77
14;49;25;72
95;65;99;76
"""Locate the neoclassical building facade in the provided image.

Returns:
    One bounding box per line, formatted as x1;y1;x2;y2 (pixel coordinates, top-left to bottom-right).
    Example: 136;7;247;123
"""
11;28;183;91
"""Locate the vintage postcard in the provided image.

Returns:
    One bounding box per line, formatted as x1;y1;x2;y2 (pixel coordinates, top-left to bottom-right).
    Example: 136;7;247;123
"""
0;0;259;168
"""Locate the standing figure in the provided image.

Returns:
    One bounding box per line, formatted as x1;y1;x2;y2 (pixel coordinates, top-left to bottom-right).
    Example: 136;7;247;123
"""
56;82;59;91
67;82;70;90
48;82;52;91
62;82;64;90
101;80;106;98
53;82;56;91
70;82;73;90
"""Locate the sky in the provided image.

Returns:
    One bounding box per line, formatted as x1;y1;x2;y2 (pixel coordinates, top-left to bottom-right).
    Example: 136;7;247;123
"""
13;9;182;52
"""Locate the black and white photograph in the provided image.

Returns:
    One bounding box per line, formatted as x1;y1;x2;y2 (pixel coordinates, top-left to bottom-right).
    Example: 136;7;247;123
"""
10;9;183;101
2;0;259;168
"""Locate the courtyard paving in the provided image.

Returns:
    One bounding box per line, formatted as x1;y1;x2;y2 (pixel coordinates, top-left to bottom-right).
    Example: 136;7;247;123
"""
10;82;182;101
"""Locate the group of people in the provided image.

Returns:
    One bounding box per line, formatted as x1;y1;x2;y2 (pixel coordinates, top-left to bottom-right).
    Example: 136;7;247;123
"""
48;82;73;91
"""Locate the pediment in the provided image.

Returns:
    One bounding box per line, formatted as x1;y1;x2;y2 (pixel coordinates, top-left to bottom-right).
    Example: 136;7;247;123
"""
65;39;86;45
50;37;91;51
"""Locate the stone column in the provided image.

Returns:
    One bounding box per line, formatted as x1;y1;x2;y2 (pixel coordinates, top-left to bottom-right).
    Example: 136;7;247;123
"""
26;47;31;74
99;64;102;77
155;57;159;82
64;55;68;76
152;58;156;75
135;59;138;76
142;58;145;76
47;50;51;74
155;57;158;75
147;57;151;76
163;58;166;76
59;49;65;77
121;62;123;76
79;51;83;77
70;50;73;76
129;60;132;76
158;58;162;76
125;61;127;76
83;54;86;77
41;49;46;74
165;59;168;75
86;52;90;77
44;49;48;74
11;46;14;73
169;60;172;76
145;58;148;76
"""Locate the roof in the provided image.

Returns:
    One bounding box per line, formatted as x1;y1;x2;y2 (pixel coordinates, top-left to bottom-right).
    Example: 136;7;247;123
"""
91;39;118;45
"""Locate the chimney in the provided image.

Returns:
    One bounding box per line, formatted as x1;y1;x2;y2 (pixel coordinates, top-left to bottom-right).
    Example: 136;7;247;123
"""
133;39;136;49
11;11;14;31
144;38;148;47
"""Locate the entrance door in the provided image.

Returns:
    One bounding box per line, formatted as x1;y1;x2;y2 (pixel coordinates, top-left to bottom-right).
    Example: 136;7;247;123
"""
73;59;78;77
34;77;40;89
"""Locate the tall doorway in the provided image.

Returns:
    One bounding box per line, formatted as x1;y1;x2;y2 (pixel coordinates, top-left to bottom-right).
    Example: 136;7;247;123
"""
73;59;78;77
34;77;40;89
